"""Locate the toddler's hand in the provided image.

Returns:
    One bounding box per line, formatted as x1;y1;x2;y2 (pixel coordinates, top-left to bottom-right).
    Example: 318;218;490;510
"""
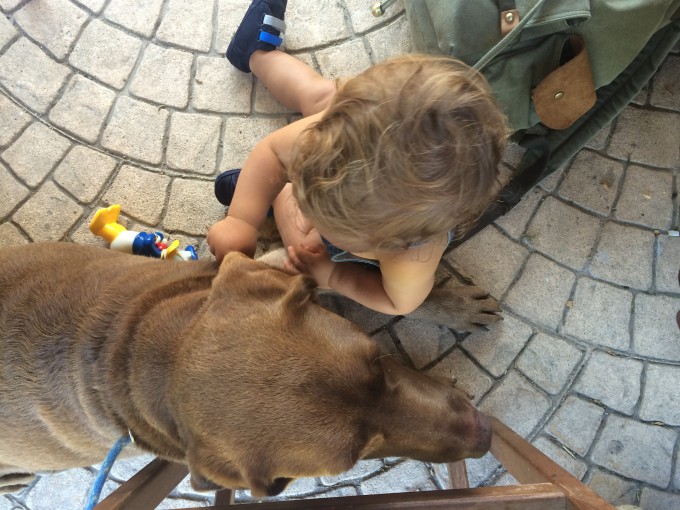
207;216;258;262
285;243;334;288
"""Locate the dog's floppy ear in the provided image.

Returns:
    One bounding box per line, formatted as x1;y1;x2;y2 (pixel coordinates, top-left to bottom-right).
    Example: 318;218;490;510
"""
280;274;317;315
246;473;294;498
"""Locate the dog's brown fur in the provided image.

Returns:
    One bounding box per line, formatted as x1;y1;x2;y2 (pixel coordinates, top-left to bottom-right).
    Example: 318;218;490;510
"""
0;243;490;497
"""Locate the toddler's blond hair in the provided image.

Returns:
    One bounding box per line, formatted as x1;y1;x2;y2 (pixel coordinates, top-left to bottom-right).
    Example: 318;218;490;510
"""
289;54;508;251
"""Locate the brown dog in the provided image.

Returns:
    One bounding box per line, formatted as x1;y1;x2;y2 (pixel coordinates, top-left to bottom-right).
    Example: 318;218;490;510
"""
0;243;491;497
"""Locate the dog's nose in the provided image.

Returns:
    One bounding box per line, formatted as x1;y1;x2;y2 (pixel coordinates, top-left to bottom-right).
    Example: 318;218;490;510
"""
469;412;492;458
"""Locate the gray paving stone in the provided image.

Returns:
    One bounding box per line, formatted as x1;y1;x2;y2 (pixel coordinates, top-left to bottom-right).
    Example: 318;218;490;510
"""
574;350;642;414
656;235;680;293
516;333;583;395
584;124;612;151
591;415;676;488
14;0;88;60
166;113;221;175
286;0;350;51
633;294;680;361
308;486;359;499
590;222;655;291
460;314;533;378
608;107;680;168
24;468;93;510
547;396;604;456
359;461;435;494
48;74;116;143
675;451;680;490
640;363;680;426
220;117;287;170
0;94;30;147
102;97;168;164
315;39;372;81
69;19;142;89
464;452;501;487
615;166;673;230
215;0;252;55
479;370;551;437
586;468;638;506
537;166;564;192
524;197;601;270
345;0;404;33
0;161;28;219
156;0;213;52
365;16;412;64
130;44;193;108
320;459;383;486
0;494;17;509
103;164;171;224
392;318;450;369
53;145;117;203
104;0;163;38
558;151;623;215
0;9;18;50
532;436;587;479
13;181;82;242
640;488;680;510
109;454;156;481
494;187;543;239
162;178;225;236
335;297;393;335
504;253;576;331
73;0;106;14
563;278;633;350
0;221;28;246
193;56;252;114
1;122;71;187
650;55;680;111
0;0;21;11
0;38;71;113
446;226;529;299
427;348;494;405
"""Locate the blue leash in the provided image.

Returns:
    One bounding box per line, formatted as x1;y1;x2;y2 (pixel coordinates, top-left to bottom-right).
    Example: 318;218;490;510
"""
85;432;133;510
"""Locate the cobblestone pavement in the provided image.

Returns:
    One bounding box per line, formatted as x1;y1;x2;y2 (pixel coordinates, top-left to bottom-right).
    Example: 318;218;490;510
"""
0;1;679;509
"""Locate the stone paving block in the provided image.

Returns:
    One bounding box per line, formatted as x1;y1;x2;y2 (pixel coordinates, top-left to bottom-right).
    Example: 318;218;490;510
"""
586;468;638;506
532;436;587;479
193;56;252;114
494;187;543;239
0;494;16;509
315;39;372;80
69;19;142;89
365;15;412;64
0;94;30;147
563;278;633;350
479;370;551;437
24;468;93;509
102;97;168;164
392;318;450;369
156;0;213;52
345;0;404;33
167;113;221;174
615;165;673;230
460;314;533;378
0;10;17;50
524;197;601;270
558;151;623;215
359;460;436;494
537;166;564;192
215;0;252;54
504;253;576;331
574;350;642;414
590;222;654;290
640;487;680;510
591;414;676;488
336;297;393;335
73;0;106;14
650;55;680;111
13;181;82;242
427;348;494;405
546;396;604;456
445;225;528;299
308;487;359;499
48;74;116;143
633;294;680;361
130;44;192;108
0;162;27;219
656;235;680;293
14;0;88;60
608;106;680;168
516;333;583;395
162;178;225;236
1;122;71;187
286;0;350;51
105;0;163;37
640;363;680;426
53;145;117;203
464;452;501;487
0;38;71;113
0;0;21;11
220;117;287;170
320;459;384;486
584;124;611;151
103;164;171;224
0;222;28;247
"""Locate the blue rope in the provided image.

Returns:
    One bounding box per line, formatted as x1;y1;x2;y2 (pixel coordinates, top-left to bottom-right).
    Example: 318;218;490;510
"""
84;433;133;510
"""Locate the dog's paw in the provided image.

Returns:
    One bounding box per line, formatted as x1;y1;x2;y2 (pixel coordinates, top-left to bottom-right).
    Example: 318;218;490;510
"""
406;284;501;333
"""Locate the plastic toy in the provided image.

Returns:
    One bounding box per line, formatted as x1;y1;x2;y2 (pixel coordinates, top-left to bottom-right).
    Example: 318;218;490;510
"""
89;204;198;261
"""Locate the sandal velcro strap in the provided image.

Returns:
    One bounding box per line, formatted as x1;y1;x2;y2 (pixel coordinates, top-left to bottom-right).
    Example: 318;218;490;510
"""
263;14;286;32
258;30;283;46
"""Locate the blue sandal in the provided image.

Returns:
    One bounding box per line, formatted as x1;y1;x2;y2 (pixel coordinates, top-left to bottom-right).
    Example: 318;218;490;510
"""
226;0;288;73
214;168;274;216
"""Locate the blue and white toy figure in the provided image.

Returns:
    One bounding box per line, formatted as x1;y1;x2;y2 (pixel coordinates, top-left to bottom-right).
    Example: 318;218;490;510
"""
89;204;198;261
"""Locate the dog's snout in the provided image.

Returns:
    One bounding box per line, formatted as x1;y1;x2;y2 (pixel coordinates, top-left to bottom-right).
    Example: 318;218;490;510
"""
469;412;492;458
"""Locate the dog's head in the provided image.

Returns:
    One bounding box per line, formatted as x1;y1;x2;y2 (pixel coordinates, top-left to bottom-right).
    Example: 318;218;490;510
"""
171;253;490;497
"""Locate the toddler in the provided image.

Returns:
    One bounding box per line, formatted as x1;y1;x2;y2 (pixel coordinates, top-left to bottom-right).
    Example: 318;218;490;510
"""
207;0;507;315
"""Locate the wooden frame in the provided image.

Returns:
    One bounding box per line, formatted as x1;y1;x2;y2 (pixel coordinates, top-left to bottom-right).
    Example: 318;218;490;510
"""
94;417;616;510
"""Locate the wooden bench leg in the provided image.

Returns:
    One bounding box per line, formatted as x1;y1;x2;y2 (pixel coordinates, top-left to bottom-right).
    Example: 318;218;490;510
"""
446;461;469;489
